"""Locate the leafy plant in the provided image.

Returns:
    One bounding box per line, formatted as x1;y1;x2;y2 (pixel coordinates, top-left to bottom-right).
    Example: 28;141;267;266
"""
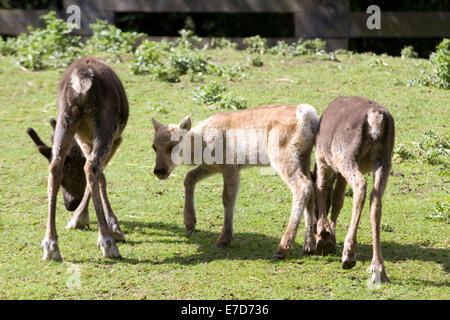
243;35;267;54
193;82;248;110
192;82;227;105
394;143;415;161
207;63;248;81
0;36;17;56
150;103;168;114
210;37;237;50
401;45;418;59
425;201;449;223
176;29;202;49
13;11;82;70
380;223;394;232
218;94;249;110
408;39;450;89
417;130;449;165
267;41;291;56
247;55;263;67
429;38;450;89
85;19;145;59
131;39;210;82
266;38;327;57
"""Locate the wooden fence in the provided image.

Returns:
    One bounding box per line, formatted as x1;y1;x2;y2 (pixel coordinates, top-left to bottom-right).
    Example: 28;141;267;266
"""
0;0;449;50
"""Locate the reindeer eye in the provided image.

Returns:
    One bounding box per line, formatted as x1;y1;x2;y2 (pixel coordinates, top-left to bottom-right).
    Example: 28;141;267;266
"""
152;144;157;151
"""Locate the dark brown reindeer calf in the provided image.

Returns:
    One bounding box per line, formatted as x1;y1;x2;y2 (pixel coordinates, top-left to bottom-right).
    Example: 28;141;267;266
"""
312;96;395;283
27;57;129;261
27;119;86;213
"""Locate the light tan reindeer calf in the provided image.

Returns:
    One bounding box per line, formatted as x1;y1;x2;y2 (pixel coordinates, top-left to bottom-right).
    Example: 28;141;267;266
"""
151;104;319;257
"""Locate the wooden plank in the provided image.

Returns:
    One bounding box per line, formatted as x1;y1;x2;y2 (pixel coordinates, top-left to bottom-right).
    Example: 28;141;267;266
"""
91;0;305;13
0;7;113;35
294;0;350;37
349;11;450;37
0;9;48;35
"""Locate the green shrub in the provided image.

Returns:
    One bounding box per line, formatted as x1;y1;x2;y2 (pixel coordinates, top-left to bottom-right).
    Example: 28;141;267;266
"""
247;55;263;67
0;36;17;56
131;39;210;82
401;45;418;59
243;36;267;54
13;11;82;70
85;19;145;59
429;38;450;89
408;39;450;89
150;103;168;114
193;82;248;110
267;38;327;57
218;94;249;110
425;201;449;223
394;143;415;161
193;82;227;105
417;130;449;165
210;37;237;50
267;41;291;56
176;29;202;49
207;63;248;81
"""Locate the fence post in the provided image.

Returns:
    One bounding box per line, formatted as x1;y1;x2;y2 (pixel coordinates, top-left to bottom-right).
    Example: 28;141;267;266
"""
294;0;349;50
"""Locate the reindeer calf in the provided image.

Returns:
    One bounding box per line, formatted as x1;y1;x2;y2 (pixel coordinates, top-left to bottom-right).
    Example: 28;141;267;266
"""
312;96;395;283
33;57;129;261
151;104;319;257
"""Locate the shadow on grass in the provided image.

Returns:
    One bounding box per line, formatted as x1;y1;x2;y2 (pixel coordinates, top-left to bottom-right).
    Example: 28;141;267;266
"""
66;219;449;288
116;220;449;275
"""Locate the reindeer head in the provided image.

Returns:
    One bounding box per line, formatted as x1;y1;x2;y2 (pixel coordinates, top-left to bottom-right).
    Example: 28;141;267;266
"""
151;116;191;180
27;119;86;211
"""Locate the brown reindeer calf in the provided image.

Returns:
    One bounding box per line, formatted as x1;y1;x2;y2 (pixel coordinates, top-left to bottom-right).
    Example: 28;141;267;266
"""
27;118;87;214
151;104;319;257
30;57;129;261
312;96;395;283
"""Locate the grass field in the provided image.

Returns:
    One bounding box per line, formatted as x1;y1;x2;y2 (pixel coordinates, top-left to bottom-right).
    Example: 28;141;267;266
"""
0;48;448;299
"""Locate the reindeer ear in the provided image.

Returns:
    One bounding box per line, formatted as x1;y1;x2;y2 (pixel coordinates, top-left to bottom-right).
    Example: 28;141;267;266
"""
26;127;52;161
49;118;57;130
151;117;163;131
179;116;191;131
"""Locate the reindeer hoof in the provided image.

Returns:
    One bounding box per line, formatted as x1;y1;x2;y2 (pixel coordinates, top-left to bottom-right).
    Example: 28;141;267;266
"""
302;242;316;254
214;239;231;248
66;214;90;230
42;238;62;261
272;251;287;259
110;224;125;242
98;235;121;259
370;264;389;284
341;253;357;269
186;227;195;238
316;232;336;256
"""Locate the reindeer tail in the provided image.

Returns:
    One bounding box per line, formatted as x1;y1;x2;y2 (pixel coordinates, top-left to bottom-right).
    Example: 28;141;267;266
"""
367;108;385;140
296;103;319;135
70;67;94;94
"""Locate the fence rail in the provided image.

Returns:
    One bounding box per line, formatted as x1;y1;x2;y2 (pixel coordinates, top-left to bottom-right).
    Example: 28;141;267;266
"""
0;0;449;51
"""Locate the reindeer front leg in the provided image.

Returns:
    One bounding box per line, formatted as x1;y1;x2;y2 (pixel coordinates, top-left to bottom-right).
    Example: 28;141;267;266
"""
183;166;215;237
42;117;76;261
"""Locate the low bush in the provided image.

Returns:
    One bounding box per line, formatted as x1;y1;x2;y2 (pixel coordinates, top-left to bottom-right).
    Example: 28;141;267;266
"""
417;130;449;165
193;82;248;110
7;11;82;70
84;19;145;59
408;39;450;89
401;45;419;59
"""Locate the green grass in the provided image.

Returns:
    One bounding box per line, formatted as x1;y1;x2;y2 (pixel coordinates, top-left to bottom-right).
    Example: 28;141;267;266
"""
0;50;449;299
